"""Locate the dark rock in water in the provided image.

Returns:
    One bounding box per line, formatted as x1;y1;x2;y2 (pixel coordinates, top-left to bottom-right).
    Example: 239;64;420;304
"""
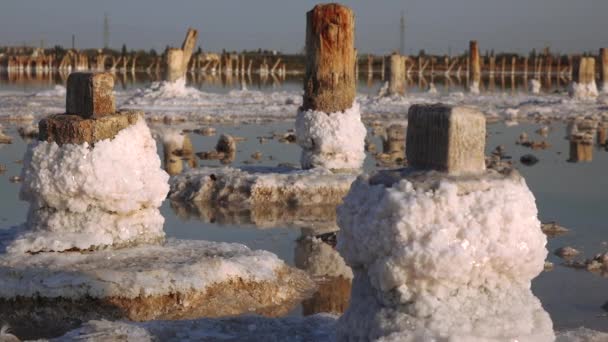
520;154;539;166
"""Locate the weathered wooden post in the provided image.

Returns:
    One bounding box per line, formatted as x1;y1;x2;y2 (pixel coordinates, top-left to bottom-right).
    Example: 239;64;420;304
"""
569;56;598;98
380;55;385;80
388;53;406;96
469;40;481;93
296;3;365;170
164;48;184;82
600;48;608;92
164;28;198;82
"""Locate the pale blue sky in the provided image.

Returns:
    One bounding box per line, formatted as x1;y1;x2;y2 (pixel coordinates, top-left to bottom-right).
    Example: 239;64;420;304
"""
0;0;605;54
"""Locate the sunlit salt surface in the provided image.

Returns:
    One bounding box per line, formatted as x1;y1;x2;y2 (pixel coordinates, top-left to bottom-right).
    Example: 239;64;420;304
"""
0;77;607;338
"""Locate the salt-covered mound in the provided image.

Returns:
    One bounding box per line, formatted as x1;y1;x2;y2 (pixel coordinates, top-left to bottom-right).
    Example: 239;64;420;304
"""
296;101;367;170
568;81;599;100
51;314;338;342
169;166;357;208
0;239;314;339
8;117;169;253
336;168;554;341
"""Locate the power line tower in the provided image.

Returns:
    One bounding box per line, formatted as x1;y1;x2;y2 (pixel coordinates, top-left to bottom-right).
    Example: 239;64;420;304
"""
400;10;405;55
103;13;110;49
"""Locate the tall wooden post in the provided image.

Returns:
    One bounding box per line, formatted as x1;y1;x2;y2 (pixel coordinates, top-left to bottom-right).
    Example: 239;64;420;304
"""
469;41;481;93
388;53;405;96
303;3;355;113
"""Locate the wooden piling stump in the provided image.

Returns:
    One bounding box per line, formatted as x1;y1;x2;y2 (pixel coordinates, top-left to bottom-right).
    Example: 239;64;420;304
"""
469;41;481;90
406;104;486;174
165;48;185;83
39;111;141;146
303;3;355;113
66;72;115;118
388;53;406;95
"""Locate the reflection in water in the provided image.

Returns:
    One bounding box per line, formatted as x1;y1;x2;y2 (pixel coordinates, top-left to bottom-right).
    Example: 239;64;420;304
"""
295;230;353;316
379;124;406;165
170;200;337;230
163;132;197;175
0;68;575;94
569;139;593;162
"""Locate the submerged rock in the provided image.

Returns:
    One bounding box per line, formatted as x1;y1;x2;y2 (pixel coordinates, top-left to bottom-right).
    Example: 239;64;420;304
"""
541;222;570;237
216;134;237;154
554;246;580;259
520;154;539;166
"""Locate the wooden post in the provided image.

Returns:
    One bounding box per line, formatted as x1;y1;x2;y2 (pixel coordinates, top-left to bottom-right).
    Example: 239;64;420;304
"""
469;41;481;92
180;28;198;73
600;48;608;90
407;104;486;174
388;53;406;96
380;56;385;80
165;48;184;82
303;3;355;113
367;55;374;75
511;56;516;76
488;55;496;76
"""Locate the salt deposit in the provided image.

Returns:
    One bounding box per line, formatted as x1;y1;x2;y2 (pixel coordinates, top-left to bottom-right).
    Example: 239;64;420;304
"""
9;117;168;252
0;239;313;339
2;85;608;125
169;166;357;208
336;169;554;341
295;101;367;170
568;81;599;99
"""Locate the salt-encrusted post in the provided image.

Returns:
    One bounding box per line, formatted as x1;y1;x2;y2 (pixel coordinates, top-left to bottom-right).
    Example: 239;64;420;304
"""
600;48;608;92
406;104;486;174
569;56;598;98
469;40;481;93
336;103;553;340
296;3;366;170
388;53;405;96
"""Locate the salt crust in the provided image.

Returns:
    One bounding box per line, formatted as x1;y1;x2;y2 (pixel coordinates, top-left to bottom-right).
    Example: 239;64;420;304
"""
295;102;367;170
3;87;608;125
4;207;164;253
51;314;338;342
169;166;357;207
568;81;599;99
20;117;169;214
9;117;169;252
336;171;553;341
0;239;284;300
